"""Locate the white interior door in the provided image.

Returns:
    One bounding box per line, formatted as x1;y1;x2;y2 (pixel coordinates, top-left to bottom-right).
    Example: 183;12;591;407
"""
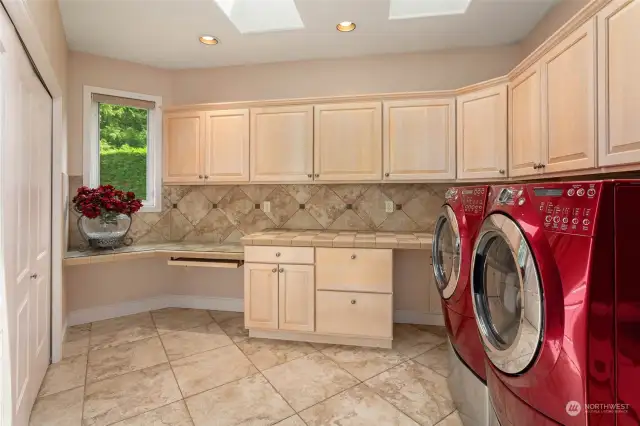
0;8;53;426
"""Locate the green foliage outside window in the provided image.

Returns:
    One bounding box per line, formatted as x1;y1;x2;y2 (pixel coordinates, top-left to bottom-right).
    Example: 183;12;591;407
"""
99;103;148;199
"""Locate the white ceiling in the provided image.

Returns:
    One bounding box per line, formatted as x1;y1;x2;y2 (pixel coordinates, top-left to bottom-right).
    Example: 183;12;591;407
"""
59;0;558;69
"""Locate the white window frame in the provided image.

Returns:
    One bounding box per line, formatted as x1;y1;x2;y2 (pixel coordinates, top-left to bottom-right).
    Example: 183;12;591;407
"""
83;85;162;212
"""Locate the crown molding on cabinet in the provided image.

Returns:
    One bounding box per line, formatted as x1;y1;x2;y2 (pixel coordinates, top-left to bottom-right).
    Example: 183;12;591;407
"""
509;0;611;78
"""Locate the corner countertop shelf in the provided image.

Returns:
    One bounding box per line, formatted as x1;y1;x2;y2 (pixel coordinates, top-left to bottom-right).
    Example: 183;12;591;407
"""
64;242;244;266
240;230;434;249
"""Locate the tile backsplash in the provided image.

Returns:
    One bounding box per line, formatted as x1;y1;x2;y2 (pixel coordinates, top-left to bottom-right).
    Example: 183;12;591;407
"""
68;176;447;250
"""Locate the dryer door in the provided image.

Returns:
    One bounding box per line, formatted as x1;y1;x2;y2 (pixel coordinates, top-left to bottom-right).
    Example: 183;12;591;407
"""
471;213;543;375
432;205;461;299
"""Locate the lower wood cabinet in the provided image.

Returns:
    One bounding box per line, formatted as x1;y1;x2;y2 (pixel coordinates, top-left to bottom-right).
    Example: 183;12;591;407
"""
244;246;394;348
278;265;315;332
244;262;314;331
316;291;393;338
244;263;279;329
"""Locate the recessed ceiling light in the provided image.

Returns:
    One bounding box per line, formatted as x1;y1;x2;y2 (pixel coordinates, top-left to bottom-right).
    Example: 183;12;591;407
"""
199;35;219;45
336;21;356;32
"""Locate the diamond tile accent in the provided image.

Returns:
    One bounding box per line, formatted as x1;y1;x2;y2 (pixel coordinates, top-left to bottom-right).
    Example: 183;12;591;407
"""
170;210;194;241
264;187;299;227
307;187;347;228
283;184;320;204
177;190;213;225
354;186;392;228
240;185;277;203
184;209;234;243
200;186;233;204
218;187;254;225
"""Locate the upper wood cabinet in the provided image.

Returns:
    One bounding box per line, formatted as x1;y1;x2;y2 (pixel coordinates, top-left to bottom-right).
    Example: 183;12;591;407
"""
509;64;543;178
314;102;382;181
164;109;249;184
164;111;205;184
541;18;597;174
456;84;508;180
598;0;640;167
250;105;314;183
383;99;456;181
203;110;249;182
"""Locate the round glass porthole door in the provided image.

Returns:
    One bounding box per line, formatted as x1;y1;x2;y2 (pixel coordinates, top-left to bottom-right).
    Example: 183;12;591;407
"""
432;206;461;299
471;213;543;375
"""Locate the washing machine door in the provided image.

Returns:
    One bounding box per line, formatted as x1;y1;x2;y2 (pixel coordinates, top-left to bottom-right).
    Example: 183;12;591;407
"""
432;205;461;299
471;213;543;375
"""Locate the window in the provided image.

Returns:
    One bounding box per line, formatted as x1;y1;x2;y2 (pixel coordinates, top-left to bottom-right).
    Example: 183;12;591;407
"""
83;86;162;212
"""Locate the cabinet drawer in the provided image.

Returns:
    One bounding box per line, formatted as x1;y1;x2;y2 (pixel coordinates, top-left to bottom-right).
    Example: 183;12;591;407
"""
245;246;314;264
316;248;392;293
316;291;392;338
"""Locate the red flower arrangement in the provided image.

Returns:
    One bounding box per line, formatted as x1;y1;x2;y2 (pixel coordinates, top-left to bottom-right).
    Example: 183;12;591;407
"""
72;185;143;224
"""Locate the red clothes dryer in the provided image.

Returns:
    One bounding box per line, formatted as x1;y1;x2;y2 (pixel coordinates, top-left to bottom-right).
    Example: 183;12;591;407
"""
471;181;640;426
432;186;491;425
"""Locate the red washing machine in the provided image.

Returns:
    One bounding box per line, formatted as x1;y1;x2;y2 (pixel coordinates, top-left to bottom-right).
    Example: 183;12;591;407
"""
471;180;640;426
432;185;491;425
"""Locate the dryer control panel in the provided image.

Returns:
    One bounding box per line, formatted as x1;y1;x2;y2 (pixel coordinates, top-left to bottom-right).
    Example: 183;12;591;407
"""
460;186;488;216
528;182;602;236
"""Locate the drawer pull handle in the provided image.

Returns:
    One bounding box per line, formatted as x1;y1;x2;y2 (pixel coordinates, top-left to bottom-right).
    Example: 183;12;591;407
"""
279;268;284;273
275;252;281;257
272;268;277;273
350;299;356;305
351;254;356;259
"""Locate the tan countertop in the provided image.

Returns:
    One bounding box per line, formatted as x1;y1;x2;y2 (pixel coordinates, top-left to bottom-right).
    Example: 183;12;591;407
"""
64;242;244;266
240;230;434;250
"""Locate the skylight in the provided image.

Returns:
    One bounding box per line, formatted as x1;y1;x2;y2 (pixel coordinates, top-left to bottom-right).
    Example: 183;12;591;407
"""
389;0;473;20
214;0;305;34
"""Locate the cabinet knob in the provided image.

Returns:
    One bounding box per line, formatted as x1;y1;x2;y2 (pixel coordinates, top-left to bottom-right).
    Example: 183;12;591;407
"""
275;252;281;257
384;173;390;177
204;175;209;179
272;268;277;273
314;174;319;178
533;164;539;169
279;268;284;273
351;254;356;260
198;175;203;179
539;164;546;169
30;273;38;279
350;299;357;305
307;174;313;178
499;169;505;174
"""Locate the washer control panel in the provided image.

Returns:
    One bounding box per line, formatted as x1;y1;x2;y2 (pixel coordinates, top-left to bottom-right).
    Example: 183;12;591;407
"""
529;182;602;236
460;186;488;216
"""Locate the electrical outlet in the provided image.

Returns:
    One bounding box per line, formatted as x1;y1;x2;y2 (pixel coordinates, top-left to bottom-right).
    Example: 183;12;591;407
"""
263;201;271;213
385;200;394;213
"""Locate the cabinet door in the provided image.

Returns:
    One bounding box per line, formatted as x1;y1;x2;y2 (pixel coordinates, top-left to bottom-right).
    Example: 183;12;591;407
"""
164;111;205;184
203;109;249;183
509;64;543;178
244;263;279;330
598;0;640;167
250;105;313;182
541;19;596;173
278;264;315;332
314;102;382;181
383;99;456;181
456;85;508;179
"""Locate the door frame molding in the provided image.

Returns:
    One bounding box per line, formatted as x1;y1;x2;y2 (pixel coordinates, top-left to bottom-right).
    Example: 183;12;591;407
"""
3;0;66;365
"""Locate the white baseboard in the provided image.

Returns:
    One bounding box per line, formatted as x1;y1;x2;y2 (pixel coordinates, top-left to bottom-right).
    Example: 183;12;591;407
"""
394;310;445;326
68;294;244;326
69;297;441;328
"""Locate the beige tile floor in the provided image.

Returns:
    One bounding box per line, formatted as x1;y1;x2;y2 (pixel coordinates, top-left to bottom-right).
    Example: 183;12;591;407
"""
30;308;463;426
